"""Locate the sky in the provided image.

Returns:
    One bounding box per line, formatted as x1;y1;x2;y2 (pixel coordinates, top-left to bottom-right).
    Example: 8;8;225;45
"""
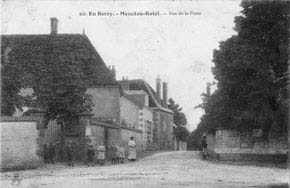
2;0;242;131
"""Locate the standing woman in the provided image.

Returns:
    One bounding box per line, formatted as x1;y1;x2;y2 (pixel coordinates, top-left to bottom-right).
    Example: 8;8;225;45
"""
128;137;137;161
97;141;106;165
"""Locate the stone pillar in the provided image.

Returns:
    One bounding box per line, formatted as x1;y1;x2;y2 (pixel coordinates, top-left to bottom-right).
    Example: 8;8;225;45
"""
78;112;93;162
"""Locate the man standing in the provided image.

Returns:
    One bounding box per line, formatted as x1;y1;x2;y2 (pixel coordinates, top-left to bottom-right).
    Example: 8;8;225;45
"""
108;141;118;164
87;145;95;166
202;136;207;160
48;142;56;164
67;140;75;166
128;137;137;161
44;143;49;163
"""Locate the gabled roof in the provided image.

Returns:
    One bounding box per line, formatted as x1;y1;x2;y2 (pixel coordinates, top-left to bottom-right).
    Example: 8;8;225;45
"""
118;79;173;114
1;34;115;87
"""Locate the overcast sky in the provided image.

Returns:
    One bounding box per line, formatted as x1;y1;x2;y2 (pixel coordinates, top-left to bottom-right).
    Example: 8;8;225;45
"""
2;0;242;131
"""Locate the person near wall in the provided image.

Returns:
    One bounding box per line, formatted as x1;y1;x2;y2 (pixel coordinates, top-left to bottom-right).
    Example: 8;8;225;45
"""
67;140;75;166
202;136;207;160
44;143;49;163
117;145;125;163
48;142;60;164
97;142;106;165
128;136;137;161
87;145;95;166
108;141;118;164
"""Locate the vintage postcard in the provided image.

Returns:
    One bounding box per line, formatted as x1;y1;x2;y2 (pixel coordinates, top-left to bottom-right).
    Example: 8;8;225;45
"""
1;0;289;187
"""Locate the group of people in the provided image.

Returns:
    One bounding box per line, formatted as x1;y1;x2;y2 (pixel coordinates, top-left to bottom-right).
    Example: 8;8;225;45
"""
86;137;137;166
44;137;137;166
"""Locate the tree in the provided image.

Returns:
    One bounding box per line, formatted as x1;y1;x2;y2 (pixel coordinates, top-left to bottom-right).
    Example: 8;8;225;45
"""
168;98;187;126
195;1;289;139
0;37;114;126
1;51;23;115
168;98;189;148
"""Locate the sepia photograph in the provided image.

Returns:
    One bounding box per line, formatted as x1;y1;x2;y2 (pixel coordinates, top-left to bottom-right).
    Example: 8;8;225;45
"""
1;0;289;187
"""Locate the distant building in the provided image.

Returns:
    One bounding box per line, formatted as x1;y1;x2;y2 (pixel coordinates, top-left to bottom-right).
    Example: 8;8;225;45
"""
122;91;153;150
118;77;174;150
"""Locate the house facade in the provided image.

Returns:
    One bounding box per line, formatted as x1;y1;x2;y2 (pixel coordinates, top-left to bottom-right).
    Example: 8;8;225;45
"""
122;90;153;150
118;77;174;150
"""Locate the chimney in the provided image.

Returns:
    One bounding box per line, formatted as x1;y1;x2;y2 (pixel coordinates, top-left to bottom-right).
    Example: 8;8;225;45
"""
156;75;161;101
111;65;116;80
163;82;168;107
50;17;58;35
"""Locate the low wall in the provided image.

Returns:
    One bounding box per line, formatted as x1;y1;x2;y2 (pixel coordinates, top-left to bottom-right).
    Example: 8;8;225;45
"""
121;127;143;154
1;116;44;171
212;129;288;162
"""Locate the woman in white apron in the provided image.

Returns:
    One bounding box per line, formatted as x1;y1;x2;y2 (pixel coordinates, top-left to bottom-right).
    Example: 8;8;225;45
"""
128;137;137;161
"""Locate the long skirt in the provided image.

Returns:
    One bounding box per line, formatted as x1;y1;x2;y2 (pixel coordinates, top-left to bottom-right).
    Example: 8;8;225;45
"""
128;147;137;160
97;152;105;160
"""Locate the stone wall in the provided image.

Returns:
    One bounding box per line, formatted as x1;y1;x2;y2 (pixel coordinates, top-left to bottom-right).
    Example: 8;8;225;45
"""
213;129;288;162
1;116;43;171
86;86;121;126
120;96;139;129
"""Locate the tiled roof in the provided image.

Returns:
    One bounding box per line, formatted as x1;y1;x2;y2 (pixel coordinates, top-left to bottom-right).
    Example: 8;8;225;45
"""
118;79;173;114
1;34;115;87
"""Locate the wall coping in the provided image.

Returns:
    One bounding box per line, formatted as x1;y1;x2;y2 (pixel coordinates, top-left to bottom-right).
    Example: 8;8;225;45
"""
121;126;143;133
1;116;42;122
214;148;288;154
90;119;119;129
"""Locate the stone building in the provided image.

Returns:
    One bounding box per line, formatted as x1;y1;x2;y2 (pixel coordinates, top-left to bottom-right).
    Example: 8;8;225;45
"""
122;91;153;150
118;77;174;150
1;17;143;162
86;85;143;154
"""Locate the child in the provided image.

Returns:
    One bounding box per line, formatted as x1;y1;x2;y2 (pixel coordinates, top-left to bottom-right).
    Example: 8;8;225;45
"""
87;145;95;166
108;141;118;164
97;142;106;165
117;145;125;163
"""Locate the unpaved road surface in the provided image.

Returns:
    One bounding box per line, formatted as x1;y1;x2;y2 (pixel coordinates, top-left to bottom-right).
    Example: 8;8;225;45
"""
1;151;289;188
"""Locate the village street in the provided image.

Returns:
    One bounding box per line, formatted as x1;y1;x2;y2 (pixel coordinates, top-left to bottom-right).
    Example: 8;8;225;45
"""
0;151;288;188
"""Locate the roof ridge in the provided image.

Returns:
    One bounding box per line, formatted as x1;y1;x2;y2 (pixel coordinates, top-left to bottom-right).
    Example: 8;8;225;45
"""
1;33;83;37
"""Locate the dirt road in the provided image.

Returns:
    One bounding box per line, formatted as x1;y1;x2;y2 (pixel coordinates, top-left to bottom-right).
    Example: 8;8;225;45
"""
1;151;288;188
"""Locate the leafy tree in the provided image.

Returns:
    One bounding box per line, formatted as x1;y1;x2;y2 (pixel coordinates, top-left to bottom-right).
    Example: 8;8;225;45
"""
168;98;187;126
168;98;189;144
1;52;23;115
0;36;116;126
195;1;289;139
